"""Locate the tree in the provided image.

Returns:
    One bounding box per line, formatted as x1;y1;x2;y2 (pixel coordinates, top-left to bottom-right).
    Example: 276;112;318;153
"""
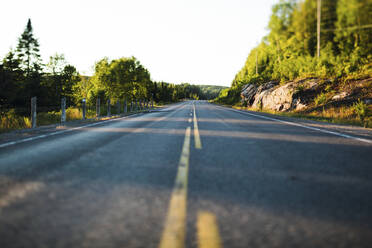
321;0;338;52
61;65;80;102
335;0;372;57
291;0;317;56
47;53;66;75
216;0;372;105
72;76;93;105
0;50;24;106
45;53;68;101
91;57;152;102
12;19;44;106
15;19;42;76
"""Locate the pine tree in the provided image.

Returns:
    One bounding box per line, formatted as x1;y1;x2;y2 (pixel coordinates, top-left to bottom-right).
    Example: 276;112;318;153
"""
321;0;338;52
0;50;25;106
2;50;21;72
13;19;44;105
16;19;42;76
291;0;317;56
335;0;372;57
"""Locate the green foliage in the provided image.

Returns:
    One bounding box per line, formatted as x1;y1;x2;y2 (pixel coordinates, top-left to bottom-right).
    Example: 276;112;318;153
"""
37;111;61;126
0;52;24;106
42;53;81;106
295;84;305;94
90;57;152;102
314;92;327;106
335;0;372;57
353;99;369;125
15;19;42;75
0;19;232;131
197;85;227;100
72;76;94;104
0;19;220;131
324;83;334;93
217;0;372;105
1;19;45;107
214;88;241;105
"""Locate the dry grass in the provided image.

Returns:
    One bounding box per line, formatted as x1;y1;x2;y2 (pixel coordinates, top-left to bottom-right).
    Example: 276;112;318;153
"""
234;104;372;128
0;104;150;133
0;107;94;133
0;109;31;133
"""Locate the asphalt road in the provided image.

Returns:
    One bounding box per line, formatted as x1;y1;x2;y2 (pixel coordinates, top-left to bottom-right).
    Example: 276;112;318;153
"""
0;101;371;248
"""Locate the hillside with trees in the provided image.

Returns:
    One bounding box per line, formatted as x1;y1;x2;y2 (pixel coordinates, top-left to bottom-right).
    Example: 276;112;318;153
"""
0;19;226;131
215;0;371;105
0;19;222;109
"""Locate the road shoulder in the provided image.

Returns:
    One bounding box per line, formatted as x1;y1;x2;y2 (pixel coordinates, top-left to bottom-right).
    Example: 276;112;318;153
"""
0;112;147;146
213;103;372;143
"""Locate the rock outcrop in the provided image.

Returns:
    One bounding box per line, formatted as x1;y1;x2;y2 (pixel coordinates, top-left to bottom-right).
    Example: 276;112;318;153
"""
241;81;278;105
241;78;321;111
332;92;349;100
241;84;258;105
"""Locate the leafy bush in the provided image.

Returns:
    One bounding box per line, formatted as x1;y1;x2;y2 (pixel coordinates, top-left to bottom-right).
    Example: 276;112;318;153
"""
324;84;332;92
214;88;241;105
37;111;61;126
314;92;327;106
353;99;369;126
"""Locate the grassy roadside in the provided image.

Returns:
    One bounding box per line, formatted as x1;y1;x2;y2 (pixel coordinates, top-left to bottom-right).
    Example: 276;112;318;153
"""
211;101;372;128
0;105;162;134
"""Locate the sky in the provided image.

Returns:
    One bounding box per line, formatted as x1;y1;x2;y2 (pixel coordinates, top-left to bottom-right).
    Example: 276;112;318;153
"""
0;0;278;86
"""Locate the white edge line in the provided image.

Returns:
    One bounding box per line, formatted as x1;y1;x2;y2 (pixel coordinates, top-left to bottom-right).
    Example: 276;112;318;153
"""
222;106;372;145
0;113;143;149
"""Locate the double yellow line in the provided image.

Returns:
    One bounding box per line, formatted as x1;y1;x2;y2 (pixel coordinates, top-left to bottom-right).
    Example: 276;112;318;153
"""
158;104;222;248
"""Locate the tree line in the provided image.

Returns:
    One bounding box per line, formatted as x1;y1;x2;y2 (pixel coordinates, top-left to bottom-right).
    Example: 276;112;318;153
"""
216;0;371;104
0;19;225;114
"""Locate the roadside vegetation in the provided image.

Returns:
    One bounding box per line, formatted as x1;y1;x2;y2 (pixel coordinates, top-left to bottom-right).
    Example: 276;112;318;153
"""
0;19;225;133
230;105;371;128
214;0;371;127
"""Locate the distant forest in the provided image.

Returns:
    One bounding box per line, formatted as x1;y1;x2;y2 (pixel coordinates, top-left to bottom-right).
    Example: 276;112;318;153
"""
0;19;225;111
216;0;372;104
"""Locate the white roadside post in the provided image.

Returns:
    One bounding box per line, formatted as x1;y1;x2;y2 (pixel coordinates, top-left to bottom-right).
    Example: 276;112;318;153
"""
31;96;37;128
82;98;86;120
151;94;154;109
96;97;100;117
107;99;111;116
61;97;66;123
117;100;120;115
124;99;127;114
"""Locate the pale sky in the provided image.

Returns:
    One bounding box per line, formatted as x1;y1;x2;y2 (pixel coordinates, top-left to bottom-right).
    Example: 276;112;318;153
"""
0;0;278;86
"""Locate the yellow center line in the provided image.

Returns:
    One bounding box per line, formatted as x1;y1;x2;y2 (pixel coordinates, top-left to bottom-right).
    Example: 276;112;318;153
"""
193;104;202;149
197;211;223;248
158;127;191;248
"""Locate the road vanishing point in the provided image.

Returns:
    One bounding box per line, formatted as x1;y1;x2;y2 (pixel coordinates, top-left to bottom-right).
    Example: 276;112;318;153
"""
0;101;371;248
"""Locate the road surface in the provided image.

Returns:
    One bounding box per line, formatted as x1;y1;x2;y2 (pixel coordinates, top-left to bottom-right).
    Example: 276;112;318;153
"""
0;101;371;248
